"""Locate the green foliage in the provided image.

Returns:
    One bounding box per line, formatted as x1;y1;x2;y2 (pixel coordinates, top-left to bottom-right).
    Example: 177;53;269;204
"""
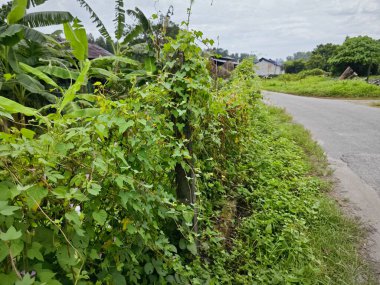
63;19;88;61
329;36;380;76
0;3;375;284
262;76;380;98
284;59;307;74
307;43;339;71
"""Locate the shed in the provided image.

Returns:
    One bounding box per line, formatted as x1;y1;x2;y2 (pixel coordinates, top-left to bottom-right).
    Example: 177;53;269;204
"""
255;58;284;76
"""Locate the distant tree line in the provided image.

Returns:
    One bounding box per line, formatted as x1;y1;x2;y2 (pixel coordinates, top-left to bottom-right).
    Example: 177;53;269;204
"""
284;36;380;79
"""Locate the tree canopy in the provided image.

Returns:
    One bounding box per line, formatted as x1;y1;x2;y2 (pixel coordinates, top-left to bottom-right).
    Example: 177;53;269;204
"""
329;36;380;78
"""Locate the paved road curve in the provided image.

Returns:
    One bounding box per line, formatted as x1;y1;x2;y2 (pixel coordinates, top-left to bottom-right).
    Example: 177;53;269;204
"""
264;91;380;194
264;91;380;270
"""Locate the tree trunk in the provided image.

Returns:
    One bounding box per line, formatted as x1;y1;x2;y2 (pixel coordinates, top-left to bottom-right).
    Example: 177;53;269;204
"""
174;116;198;233
366;63;372;83
339;66;355;80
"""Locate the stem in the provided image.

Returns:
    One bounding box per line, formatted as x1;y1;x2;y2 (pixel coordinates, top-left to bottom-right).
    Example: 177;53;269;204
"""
9;249;22;280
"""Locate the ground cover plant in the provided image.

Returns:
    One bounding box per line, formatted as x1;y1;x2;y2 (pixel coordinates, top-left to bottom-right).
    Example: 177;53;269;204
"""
0;1;377;284
262;74;380;98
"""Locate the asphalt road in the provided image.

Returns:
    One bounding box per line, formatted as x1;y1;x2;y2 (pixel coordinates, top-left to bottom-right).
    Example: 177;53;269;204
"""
264;90;380;269
263;91;380;195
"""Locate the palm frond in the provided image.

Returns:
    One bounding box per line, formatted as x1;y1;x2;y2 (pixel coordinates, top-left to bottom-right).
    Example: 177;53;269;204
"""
75;0;111;41
114;0;125;40
21;11;73;28
127;8;152;35
27;0;48;8
22;25;46;42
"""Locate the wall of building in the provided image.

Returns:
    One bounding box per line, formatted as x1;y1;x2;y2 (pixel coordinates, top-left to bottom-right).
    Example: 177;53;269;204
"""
255;61;284;76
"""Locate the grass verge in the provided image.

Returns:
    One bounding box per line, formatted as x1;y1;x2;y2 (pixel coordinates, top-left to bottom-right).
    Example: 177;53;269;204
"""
262;76;380;98
268;105;377;284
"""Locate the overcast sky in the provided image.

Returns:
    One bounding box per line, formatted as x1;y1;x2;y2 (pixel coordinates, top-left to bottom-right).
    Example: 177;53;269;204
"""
3;0;380;59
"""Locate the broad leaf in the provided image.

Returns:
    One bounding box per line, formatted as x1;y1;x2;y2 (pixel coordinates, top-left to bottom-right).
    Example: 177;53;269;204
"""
90;67;119;81
92;210;107;225
0;226;22;241
92;55;139;66
0;96;37;116
7;0;27;24
60;59;91;111
0;24;24;46
21;11;73;28
20;62;60;89
16;73;56;102
63;20;88;61
144;57;156;74
36;65;79;80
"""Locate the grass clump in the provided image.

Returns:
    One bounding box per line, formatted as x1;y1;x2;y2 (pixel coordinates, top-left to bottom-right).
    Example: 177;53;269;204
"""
262;75;380;98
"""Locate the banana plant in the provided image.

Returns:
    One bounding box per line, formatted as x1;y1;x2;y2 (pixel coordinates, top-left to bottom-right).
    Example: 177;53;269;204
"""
0;0;74;124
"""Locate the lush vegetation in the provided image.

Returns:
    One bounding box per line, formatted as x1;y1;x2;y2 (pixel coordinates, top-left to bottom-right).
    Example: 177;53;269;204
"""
284;36;380;77
262;74;380;98
0;1;376;284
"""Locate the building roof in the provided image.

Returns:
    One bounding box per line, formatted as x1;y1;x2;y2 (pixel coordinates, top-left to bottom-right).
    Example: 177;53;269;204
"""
257;57;282;67
210;56;239;66
88;43;113;59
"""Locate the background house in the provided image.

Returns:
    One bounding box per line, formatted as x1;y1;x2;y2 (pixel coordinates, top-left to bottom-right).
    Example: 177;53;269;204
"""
255;58;284;76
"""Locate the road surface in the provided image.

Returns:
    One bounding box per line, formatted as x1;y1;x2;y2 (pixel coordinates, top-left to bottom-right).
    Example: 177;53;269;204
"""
263;91;380;271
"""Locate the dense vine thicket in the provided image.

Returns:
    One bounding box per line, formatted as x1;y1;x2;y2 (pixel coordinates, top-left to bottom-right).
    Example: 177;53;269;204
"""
0;1;374;284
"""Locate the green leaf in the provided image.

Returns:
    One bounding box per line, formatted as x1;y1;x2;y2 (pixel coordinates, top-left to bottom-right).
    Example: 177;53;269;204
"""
63;19;88;61
16;73;56;102
187;242;197;255
92;55;139;66
144;57;156;74
0;96;37;116
0;201;20;216
60;60;91;111
0;181;19;200
7;0;28;24
0;241;8;262
111;272;126;285
15;273;35;285
144;262;154;275
90;68;119;81
0;24;24;46
19;62;60;89
21;11;74;28
117;119;134;134
27;242;44;261
0;226;22;241
36;66;79;80
183;210;194;223
87;183;101;196
10;239;24;257
20;128;35;139
65;210;81;226
92;210;107;225
63;107;100;119
56;246;79;270
24;186;48;211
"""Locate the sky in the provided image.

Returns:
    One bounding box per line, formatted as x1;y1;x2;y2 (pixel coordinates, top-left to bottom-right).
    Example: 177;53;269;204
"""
2;0;380;59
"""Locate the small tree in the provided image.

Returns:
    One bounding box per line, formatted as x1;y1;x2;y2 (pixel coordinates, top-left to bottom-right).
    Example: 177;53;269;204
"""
329;36;380;81
307;43;339;71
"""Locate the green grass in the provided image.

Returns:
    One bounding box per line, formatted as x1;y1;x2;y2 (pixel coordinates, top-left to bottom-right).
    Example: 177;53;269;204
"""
262;76;380;98
269;106;378;284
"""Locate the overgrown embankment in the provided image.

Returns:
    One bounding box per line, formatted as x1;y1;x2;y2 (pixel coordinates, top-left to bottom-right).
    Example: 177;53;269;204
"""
262;74;380;98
